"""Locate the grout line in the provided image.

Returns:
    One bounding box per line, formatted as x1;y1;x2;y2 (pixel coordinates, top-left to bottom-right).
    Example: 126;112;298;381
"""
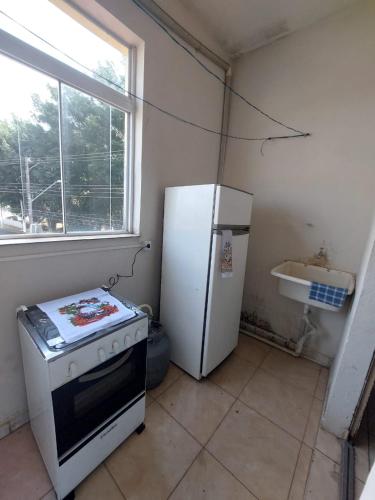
148;366;185;400
104;461;128;500
286;441;304;500
39;488;55;500
147;400;202;500
166;448;203;499
208;352;320;499
203;447;260;500
301;377;324;500
153;399;203;447
238;395;305;444
153;382;261;499
314;446;341;465
208;361;259;399
259;364;320;398
156;386;234;448
178;360;262;499
288;368;321;499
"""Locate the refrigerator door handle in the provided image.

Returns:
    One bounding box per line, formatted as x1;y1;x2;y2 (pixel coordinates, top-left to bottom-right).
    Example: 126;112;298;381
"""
212;224;250;236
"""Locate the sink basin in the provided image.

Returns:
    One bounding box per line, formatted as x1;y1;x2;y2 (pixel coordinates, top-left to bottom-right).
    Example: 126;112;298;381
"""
271;261;355;311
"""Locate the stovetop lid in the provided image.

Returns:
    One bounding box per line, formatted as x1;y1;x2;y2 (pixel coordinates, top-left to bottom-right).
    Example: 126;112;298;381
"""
22;291;145;353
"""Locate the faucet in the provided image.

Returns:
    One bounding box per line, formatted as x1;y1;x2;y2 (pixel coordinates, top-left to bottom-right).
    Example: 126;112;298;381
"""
317;247;326;259
307;246;328;267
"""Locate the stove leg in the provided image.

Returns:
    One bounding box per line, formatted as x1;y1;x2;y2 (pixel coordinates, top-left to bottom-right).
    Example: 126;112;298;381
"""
136;422;145;435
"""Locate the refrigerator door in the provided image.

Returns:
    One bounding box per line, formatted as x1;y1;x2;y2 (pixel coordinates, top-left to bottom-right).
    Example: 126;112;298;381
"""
160;184;216;379
214;185;253;226
201;230;249;376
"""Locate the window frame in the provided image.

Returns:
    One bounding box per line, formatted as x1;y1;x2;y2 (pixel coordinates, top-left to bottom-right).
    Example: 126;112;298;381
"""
0;22;136;241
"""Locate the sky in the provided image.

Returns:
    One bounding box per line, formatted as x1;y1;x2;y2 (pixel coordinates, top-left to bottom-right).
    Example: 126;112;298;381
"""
0;0;128;119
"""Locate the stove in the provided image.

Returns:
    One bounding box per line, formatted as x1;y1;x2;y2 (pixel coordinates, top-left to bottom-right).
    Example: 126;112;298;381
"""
18;290;148;499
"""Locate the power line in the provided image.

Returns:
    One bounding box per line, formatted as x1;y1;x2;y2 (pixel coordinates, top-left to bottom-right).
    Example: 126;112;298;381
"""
131;0;310;137
0;9;310;142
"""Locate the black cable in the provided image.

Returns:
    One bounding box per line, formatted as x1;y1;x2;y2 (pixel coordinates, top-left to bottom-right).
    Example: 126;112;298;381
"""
107;245;147;290
131;0;309;136
0;9;310;142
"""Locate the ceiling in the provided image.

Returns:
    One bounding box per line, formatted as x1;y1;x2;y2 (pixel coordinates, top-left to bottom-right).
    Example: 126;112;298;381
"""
170;0;357;57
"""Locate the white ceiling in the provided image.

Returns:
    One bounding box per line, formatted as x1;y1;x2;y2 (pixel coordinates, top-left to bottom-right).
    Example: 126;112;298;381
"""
170;0;357;57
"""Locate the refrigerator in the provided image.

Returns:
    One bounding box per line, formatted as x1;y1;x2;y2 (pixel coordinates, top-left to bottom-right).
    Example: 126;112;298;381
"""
160;184;253;379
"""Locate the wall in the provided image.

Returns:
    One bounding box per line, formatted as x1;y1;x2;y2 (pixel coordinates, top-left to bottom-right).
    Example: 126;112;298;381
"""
322;214;375;438
223;0;375;365
0;0;225;436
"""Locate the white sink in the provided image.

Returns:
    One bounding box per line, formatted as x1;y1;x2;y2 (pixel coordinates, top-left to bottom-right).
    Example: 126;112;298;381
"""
271;261;355;311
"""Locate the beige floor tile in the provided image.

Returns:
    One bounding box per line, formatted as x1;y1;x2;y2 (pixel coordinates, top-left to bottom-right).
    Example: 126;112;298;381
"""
314;367;329;401
158;375;234;444
170;450;256;500
106;402;201;500
261;350;320;395
145;393;154;407
149;362;184;398
234;334;271;366
75;465;123;500
303;398;323;448
240;368;313;440
40;491;57;500
207;400;300;500
288;444;313;500
315;427;342;464
0;425;51;500
355;479;365;500
209;353;257;397
305;450;340;500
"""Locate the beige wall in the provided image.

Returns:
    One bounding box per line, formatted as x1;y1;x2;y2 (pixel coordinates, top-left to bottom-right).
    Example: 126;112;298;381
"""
223;0;375;364
0;0;224;436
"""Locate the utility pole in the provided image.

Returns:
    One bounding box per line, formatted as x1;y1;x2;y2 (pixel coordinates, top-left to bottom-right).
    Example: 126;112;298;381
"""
20;200;26;232
17;123;26;230
24;157;33;232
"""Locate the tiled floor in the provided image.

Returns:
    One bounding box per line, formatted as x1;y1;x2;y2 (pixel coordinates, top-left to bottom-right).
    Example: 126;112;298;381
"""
0;334;367;500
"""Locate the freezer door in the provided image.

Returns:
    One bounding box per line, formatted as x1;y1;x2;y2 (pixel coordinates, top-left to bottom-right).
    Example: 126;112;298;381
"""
214;185;253;226
201;231;249;376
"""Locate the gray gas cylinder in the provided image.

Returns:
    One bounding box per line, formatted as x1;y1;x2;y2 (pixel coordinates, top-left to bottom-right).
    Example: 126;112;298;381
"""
146;320;171;390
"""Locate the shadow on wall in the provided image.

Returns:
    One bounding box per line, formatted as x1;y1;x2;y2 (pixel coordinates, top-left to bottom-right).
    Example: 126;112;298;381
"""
242;206;349;364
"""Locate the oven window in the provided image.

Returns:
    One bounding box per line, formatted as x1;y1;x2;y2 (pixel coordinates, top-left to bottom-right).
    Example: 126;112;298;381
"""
52;338;146;458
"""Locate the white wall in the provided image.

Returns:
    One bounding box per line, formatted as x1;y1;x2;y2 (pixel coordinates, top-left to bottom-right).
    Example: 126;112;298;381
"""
0;0;225;436
322;214;375;438
223;0;375;365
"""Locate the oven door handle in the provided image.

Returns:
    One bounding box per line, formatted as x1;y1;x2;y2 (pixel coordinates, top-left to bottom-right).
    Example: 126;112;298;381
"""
78;348;133;383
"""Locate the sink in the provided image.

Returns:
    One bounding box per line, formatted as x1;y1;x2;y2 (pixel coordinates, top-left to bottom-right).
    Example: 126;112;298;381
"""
271;261;355;311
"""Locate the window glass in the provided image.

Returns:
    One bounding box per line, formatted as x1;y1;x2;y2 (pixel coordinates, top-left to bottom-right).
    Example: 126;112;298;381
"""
0;1;133;239
0;0;128;93
61;85;127;233
0;54;63;235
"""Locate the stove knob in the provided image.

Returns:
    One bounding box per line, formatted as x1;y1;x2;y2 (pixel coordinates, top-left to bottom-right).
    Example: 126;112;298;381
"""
135;328;143;342
112;340;120;353
124;335;131;347
69;362;78;379
98;348;106;362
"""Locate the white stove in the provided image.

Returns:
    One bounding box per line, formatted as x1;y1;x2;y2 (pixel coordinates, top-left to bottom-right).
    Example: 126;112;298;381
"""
18;290;148;499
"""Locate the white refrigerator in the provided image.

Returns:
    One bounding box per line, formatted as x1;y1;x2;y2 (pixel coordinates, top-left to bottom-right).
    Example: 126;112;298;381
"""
160;184;253;379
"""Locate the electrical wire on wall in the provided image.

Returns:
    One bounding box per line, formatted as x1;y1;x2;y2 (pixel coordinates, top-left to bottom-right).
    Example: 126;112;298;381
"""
130;0;311;140
0;9;311;144
107;244;149;290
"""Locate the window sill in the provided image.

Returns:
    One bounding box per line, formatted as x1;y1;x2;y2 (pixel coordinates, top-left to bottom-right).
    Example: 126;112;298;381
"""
0;232;140;246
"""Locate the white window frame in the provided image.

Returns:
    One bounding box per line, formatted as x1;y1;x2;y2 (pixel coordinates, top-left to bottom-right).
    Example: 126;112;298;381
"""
0;23;136;241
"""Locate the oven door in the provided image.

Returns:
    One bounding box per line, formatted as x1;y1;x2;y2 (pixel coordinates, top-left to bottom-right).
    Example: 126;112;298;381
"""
52;338;147;460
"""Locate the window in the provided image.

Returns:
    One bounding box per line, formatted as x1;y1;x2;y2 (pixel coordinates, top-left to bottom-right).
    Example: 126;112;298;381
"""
0;0;135;238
